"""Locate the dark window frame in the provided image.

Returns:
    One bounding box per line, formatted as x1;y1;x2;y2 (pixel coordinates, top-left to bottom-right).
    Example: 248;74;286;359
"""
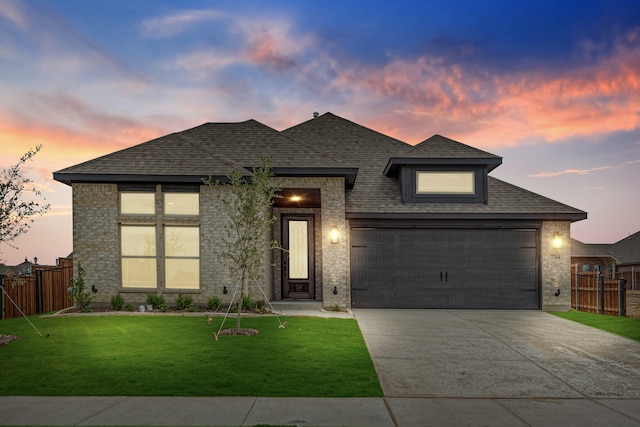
400;165;488;204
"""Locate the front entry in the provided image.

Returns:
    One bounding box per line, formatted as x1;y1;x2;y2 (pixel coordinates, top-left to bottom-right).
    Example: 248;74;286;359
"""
282;215;315;299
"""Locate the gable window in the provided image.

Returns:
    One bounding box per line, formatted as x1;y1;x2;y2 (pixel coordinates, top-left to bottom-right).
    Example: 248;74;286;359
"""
416;171;475;194
399;166;487;204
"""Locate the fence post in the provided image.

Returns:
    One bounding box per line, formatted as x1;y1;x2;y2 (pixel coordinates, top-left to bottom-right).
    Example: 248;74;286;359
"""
0;274;5;320
574;265;579;310
35;269;43;314
598;273;605;314
618;278;626;317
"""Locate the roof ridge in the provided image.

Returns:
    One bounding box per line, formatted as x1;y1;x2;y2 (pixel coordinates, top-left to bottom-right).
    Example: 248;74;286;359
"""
284;112;411;149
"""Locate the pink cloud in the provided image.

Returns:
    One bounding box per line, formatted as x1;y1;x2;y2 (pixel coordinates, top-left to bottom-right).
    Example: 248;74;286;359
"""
140;9;226;38
327;28;640;147
0;0;28;30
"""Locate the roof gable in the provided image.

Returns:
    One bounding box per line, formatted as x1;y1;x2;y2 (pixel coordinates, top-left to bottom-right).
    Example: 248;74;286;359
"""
385;134;502;177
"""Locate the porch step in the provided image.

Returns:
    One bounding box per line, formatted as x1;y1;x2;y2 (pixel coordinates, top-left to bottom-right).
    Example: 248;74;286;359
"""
269;300;322;312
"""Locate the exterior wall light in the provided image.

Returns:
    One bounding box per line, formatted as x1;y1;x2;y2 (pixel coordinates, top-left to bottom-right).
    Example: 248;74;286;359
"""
333;286;338;295
552;232;563;250
223;286;228;294
330;226;339;244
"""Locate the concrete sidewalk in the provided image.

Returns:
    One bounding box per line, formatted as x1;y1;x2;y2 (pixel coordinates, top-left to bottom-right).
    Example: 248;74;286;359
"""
2;395;639;426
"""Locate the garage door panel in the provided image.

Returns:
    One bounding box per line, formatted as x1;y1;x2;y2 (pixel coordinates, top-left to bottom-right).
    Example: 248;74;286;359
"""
350;227;540;309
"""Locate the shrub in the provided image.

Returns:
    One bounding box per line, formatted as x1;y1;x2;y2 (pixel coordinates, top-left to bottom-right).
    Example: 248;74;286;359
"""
253;299;266;312
241;294;254;311
124;303;134;312
70;263;93;311
175;292;194;310
146;292;166;309
207;295;222;311
110;293;125;311
330;304;342;312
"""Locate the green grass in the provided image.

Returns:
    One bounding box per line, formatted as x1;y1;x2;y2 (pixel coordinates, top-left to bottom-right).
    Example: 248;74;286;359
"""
0;315;382;397
551;310;640;342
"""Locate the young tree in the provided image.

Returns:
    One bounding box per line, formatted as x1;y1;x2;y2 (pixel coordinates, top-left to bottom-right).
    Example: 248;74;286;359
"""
0;145;50;253
204;156;280;331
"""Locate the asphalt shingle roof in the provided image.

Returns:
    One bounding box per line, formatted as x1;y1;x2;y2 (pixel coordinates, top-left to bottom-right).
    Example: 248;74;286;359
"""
572;230;640;265
54;112;587;221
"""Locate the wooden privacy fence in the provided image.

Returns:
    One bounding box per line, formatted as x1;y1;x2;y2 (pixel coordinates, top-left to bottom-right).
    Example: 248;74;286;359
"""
571;269;626;316
1;260;74;320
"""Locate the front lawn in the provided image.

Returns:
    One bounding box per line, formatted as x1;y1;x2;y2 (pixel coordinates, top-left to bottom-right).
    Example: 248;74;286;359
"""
551;310;640;342
0;315;382;397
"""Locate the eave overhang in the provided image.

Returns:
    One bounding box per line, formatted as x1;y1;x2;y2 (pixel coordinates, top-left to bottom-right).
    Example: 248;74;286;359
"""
346;211;587;222
53;167;359;189
384;157;503;177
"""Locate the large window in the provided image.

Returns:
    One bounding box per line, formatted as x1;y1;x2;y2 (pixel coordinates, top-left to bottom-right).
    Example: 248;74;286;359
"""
416;171;475;194
119;187;201;290
121;225;157;288
165;226;200;289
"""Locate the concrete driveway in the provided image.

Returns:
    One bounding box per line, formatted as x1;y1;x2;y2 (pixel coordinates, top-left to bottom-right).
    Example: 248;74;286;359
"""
354;309;640;426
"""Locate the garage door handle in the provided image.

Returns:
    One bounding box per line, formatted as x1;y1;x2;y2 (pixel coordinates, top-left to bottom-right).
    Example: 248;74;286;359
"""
440;271;443;282
445;272;448;282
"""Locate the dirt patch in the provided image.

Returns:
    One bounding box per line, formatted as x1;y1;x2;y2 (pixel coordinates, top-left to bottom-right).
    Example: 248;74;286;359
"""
0;334;20;346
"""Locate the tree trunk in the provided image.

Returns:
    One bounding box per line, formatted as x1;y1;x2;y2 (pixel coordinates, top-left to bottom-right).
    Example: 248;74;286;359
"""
236;268;246;331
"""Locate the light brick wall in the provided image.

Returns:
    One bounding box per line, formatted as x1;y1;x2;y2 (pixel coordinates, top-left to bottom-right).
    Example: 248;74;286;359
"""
72;183;119;303
541;220;572;311
72;179;345;308
627;291;640;318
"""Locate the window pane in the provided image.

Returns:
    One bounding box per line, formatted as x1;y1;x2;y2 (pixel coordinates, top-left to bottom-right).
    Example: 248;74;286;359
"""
288;220;308;279
121;193;155;214
417;171;474;194
164;193;199;215
121;226;156;256
122;258;157;288
165;227;199;257
166;259;200;289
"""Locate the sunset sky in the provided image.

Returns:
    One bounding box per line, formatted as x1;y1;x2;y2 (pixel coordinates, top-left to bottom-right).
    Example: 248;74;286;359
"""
1;0;639;266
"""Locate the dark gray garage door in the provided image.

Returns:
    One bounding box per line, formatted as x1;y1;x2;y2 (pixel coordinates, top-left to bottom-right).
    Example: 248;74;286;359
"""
350;228;539;309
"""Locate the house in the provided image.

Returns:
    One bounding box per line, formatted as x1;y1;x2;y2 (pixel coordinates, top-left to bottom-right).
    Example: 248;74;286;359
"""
53;113;586;311
0;257;38;276
571;230;640;289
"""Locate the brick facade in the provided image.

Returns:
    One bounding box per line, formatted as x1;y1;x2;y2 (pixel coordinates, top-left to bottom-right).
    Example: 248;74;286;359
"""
541;220;572;311
627;290;640;318
72;178;348;309
72;183;119;302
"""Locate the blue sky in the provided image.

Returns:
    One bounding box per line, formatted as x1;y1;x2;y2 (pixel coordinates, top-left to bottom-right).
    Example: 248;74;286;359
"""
1;0;639;265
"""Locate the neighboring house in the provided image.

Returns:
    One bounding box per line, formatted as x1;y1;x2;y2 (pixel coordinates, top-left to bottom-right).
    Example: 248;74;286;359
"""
572;230;640;289
0;257;38;276
53;113;586;311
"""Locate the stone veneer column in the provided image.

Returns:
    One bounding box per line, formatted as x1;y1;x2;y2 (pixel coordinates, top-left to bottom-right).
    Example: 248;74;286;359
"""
72;183;119;304
541;220;572;311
